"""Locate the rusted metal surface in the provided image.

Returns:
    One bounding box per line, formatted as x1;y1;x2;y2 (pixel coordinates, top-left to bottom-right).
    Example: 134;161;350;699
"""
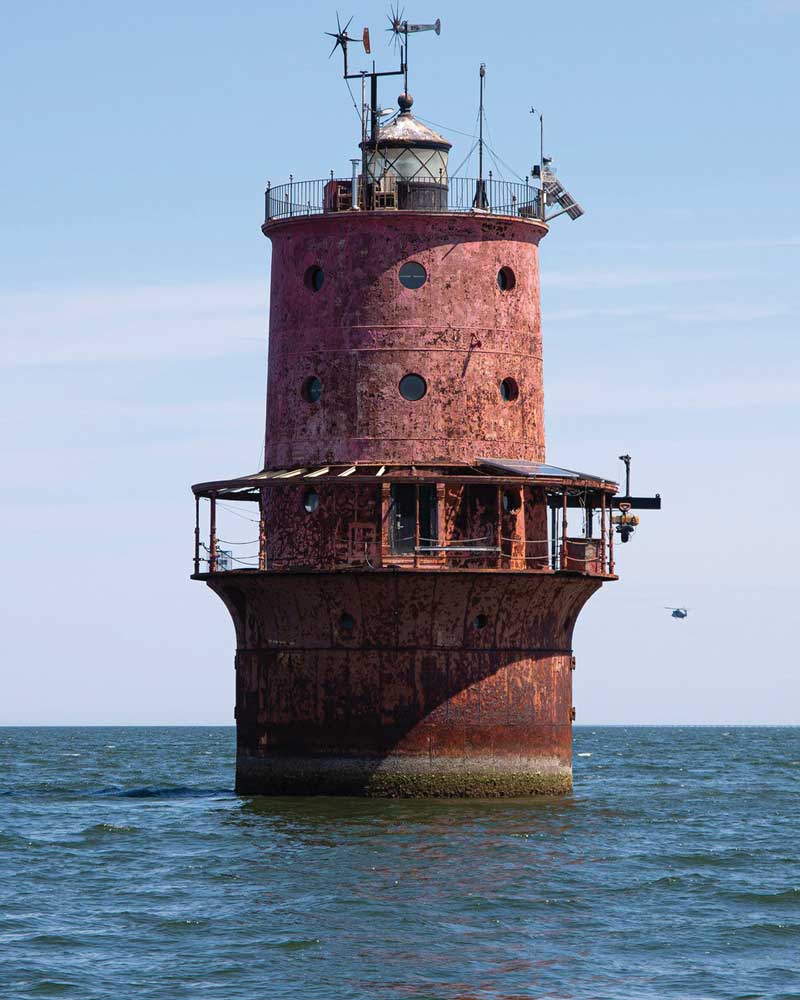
263;483;382;568
193;180;618;796
210;570;600;796
203;478;617;576
263;212;546;468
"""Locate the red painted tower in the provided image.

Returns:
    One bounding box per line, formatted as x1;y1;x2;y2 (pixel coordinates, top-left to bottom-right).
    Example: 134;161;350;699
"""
191;24;658;795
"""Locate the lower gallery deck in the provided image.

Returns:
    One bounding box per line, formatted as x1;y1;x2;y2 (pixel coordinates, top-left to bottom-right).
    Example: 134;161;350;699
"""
191;461;620;578
192;462;618;796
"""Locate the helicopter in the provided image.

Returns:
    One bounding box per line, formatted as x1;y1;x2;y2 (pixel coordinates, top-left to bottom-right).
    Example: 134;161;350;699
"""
664;607;689;619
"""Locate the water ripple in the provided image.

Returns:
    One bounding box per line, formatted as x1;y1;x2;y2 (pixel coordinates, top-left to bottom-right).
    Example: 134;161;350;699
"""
0;726;798;999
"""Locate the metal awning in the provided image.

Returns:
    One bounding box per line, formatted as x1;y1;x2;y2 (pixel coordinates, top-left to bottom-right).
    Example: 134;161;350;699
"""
192;460;618;499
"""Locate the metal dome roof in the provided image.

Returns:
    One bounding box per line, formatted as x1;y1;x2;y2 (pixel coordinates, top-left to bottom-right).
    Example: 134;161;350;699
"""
375;111;451;149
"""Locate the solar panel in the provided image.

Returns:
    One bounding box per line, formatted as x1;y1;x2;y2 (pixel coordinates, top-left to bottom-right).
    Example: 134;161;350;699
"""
477;458;610;481
543;175;584;220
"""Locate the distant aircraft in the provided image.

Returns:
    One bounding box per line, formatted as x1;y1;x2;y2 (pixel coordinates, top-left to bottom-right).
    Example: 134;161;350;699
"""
664;607;689;619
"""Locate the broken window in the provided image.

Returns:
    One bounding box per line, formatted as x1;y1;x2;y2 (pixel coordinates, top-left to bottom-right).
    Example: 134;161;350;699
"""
389;483;438;554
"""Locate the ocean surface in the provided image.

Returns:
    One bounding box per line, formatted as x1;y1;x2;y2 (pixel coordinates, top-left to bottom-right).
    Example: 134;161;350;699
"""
1;727;798;1000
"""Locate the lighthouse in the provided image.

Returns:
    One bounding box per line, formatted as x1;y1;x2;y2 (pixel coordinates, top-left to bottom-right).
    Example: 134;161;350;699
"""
191;19;659;796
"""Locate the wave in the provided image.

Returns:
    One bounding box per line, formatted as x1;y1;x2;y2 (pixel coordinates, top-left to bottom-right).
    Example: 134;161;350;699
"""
0;786;234;800
111;786;234;799
731;921;800;938
81;822;138;836
728;888;800;905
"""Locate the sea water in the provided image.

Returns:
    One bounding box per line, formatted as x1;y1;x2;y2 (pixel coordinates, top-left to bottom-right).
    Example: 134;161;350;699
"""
1;726;798;999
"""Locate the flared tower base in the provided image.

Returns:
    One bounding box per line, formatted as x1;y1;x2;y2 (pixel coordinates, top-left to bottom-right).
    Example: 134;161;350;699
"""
206;569;601;798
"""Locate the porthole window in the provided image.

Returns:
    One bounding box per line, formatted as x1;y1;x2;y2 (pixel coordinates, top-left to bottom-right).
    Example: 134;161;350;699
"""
339;612;355;635
472;613;489;630
304;265;324;292
301;375;322;403
399;261;427;289
303;488;319;514
502;491;521;514
497;267;516;291
399;373;427;401
499;377;519;402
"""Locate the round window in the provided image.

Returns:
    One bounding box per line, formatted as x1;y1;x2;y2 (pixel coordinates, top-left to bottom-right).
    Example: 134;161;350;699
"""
399;261;427;289
399;373;427;401
497;267;516;291
502;491;521;514
303;489;319;514
500;377;519;402
301;375;322;403
304;265;324;292
472;613;489;630
339;612;355;634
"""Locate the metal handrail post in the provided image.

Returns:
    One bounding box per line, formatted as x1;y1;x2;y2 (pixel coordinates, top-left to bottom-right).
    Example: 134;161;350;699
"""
608;500;615;576
414;484;420;568
600;492;607;575
258;493;266;571
194;495;200;575
209;491;218;573
496;486;503;568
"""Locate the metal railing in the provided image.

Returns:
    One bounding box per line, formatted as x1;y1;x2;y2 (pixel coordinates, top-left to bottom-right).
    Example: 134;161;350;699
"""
264;176;542;224
194;490;617;578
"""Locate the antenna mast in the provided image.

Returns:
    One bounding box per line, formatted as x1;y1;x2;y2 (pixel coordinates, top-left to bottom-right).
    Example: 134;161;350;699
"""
361;74;368;210
540;112;544;217
478;63;485;189
472;64;488;209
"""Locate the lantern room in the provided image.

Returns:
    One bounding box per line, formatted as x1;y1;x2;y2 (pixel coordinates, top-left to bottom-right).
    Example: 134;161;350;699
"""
361;93;451;210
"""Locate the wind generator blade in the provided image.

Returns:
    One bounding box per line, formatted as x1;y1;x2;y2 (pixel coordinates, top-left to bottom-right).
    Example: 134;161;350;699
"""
325;13;355;61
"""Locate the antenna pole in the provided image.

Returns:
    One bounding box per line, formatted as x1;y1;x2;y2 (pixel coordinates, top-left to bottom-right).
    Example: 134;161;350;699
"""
619;454;631;497
370;65;379;210
361;73;368;210
404;26;409;93
539;113;544;219
370;64;378;143
478;64;485;188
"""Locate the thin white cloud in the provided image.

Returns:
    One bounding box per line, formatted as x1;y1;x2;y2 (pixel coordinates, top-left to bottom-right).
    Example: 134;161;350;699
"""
547;301;790;324
547;304;668;322
0;281;267;366
761;0;800;11
575;237;800;253
543;267;743;290
548;373;800;415
669;303;789;324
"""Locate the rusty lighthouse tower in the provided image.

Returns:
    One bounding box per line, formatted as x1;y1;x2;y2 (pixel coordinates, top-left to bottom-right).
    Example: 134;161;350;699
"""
191;16;659;796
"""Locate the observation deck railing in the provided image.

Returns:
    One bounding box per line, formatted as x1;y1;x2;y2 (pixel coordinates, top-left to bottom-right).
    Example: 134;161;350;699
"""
193;493;615;578
197;534;610;575
264;176;543;224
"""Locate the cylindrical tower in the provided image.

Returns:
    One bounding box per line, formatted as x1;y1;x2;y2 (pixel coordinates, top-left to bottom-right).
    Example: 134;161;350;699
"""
192;85;626;796
265;210;544;467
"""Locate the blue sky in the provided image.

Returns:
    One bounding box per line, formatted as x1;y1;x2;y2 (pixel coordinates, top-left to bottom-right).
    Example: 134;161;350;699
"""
2;0;798;724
